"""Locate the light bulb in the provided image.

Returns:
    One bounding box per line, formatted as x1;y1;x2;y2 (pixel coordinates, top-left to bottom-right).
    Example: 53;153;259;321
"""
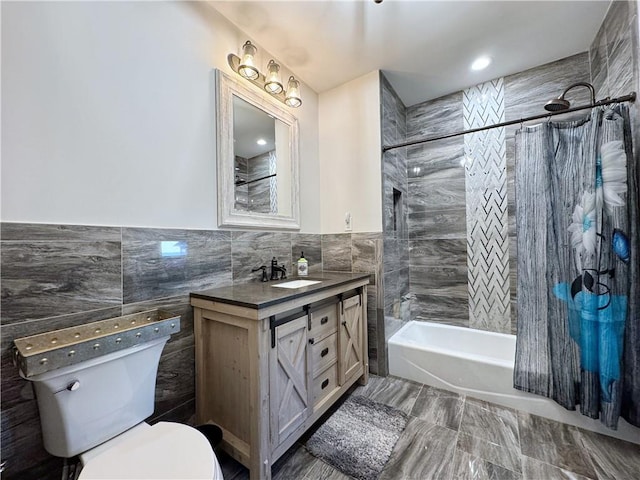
264;60;283;95
285;76;302;108
238;41;259;80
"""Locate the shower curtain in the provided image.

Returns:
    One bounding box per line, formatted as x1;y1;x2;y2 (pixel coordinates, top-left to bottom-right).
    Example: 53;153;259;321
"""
513;105;639;429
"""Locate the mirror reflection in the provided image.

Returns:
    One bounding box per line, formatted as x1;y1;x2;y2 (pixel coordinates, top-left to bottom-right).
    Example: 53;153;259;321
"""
233;96;291;216
216;70;299;230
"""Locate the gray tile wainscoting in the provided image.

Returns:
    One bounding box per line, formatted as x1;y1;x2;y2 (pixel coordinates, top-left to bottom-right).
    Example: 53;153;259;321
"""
321;233;352;272
351;232;384;375
291;233;322;274
122;227;232;303
0;222;383;479
231;230;293;284
0;223;122;324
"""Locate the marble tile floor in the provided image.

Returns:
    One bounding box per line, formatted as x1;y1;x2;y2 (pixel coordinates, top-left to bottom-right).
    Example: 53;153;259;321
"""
217;375;640;480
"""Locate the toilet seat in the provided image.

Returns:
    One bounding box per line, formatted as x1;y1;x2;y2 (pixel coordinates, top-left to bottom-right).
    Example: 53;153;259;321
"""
78;422;223;479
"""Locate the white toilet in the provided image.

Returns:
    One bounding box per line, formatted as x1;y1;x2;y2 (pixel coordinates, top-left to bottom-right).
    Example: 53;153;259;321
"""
19;335;224;479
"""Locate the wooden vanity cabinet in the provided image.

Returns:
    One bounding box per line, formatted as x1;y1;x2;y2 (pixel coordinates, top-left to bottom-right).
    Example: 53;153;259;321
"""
191;278;369;480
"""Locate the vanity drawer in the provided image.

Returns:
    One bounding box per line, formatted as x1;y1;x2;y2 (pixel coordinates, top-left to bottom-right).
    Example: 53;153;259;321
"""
311;333;337;377
313;363;338;407
309;303;338;340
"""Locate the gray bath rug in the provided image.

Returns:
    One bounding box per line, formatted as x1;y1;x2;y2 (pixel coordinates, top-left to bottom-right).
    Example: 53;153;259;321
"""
305;395;408;480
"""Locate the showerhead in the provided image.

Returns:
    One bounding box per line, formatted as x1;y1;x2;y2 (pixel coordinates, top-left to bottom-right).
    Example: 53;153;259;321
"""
544;98;571;112
544;82;596;112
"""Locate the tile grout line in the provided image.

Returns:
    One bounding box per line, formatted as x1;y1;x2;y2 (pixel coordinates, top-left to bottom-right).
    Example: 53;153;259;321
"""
516;410;525;478
573;426;600;480
450;392;465;479
407;382;424;417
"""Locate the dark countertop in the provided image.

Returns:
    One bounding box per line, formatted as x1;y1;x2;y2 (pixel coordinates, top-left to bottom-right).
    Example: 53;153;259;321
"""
190;272;371;309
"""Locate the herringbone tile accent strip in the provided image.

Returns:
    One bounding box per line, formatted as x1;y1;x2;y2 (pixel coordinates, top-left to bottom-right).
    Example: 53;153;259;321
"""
463;78;511;333
269;151;278;214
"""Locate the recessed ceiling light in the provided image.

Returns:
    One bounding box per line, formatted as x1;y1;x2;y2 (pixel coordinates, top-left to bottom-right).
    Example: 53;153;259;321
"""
256;138;267;146
471;56;492;71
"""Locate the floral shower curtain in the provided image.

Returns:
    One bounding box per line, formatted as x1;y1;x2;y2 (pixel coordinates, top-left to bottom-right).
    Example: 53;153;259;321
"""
513;105;639;429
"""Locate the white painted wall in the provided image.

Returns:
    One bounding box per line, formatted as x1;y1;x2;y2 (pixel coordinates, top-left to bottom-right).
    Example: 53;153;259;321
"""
1;2;321;232
319;71;382;233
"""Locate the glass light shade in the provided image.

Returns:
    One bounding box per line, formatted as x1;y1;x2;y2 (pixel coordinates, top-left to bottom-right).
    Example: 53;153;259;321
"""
264;60;284;95
238;41;259;80
285;76;302;108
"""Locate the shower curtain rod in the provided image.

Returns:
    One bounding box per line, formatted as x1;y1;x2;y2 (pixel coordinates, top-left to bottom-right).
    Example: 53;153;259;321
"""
382;91;636;152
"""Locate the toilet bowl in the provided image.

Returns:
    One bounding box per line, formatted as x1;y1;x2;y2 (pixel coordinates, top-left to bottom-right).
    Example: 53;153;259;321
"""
78;422;223;480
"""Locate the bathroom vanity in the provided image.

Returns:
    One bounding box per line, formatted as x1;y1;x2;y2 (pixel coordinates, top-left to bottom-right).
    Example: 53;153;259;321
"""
190;272;370;480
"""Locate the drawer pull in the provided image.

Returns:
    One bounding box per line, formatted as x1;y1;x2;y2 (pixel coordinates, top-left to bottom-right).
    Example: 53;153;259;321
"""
321;316;329;325
309;338;315;345
321;379;329;389
321;347;329;357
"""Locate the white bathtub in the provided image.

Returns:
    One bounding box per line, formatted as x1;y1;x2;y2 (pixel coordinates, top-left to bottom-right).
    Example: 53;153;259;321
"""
389;321;639;444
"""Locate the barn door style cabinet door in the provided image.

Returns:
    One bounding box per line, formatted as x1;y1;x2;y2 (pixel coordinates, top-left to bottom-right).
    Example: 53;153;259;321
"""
269;313;310;450
339;292;364;384
191;274;369;480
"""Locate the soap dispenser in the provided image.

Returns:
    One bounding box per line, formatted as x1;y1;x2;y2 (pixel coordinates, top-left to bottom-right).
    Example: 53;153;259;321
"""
297;252;308;276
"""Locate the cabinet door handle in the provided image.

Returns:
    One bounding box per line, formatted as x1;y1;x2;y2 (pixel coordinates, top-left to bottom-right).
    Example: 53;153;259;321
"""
309;338;315;345
320;316;329;325
321;379;329;389
321;347;329;357
341;321;347;326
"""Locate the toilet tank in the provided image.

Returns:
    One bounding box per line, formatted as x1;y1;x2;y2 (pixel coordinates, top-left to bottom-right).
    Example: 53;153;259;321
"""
24;337;169;458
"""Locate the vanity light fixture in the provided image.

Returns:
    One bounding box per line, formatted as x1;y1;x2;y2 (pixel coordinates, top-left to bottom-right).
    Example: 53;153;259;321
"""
238;41;259;80
285;77;302;108
228;41;302;108
264;60;284;95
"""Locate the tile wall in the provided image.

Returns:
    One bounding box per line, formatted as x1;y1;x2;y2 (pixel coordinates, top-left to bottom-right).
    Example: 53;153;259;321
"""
0;223;382;480
406;91;469;329
380;73;410;376
3;3;638;477
463;78;511;333
382;1;638;339
404;53;594;335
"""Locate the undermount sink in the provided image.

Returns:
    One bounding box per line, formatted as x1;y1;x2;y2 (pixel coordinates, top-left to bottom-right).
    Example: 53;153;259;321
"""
272;279;322;289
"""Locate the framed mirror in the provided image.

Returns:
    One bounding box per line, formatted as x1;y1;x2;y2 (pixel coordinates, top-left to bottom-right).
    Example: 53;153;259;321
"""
215;70;300;230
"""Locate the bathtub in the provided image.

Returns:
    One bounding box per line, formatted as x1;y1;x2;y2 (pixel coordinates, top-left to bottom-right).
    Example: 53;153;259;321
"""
389;321;639;444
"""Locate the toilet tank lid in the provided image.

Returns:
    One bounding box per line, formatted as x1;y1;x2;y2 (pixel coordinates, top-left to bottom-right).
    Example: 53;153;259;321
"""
14;309;180;378
78;422;217;480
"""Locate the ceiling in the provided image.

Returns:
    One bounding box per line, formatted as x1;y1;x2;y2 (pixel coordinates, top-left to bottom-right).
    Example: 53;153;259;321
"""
211;0;610;107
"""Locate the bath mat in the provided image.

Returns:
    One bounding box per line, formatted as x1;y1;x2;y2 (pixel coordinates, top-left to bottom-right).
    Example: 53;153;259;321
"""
305;395;408;480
